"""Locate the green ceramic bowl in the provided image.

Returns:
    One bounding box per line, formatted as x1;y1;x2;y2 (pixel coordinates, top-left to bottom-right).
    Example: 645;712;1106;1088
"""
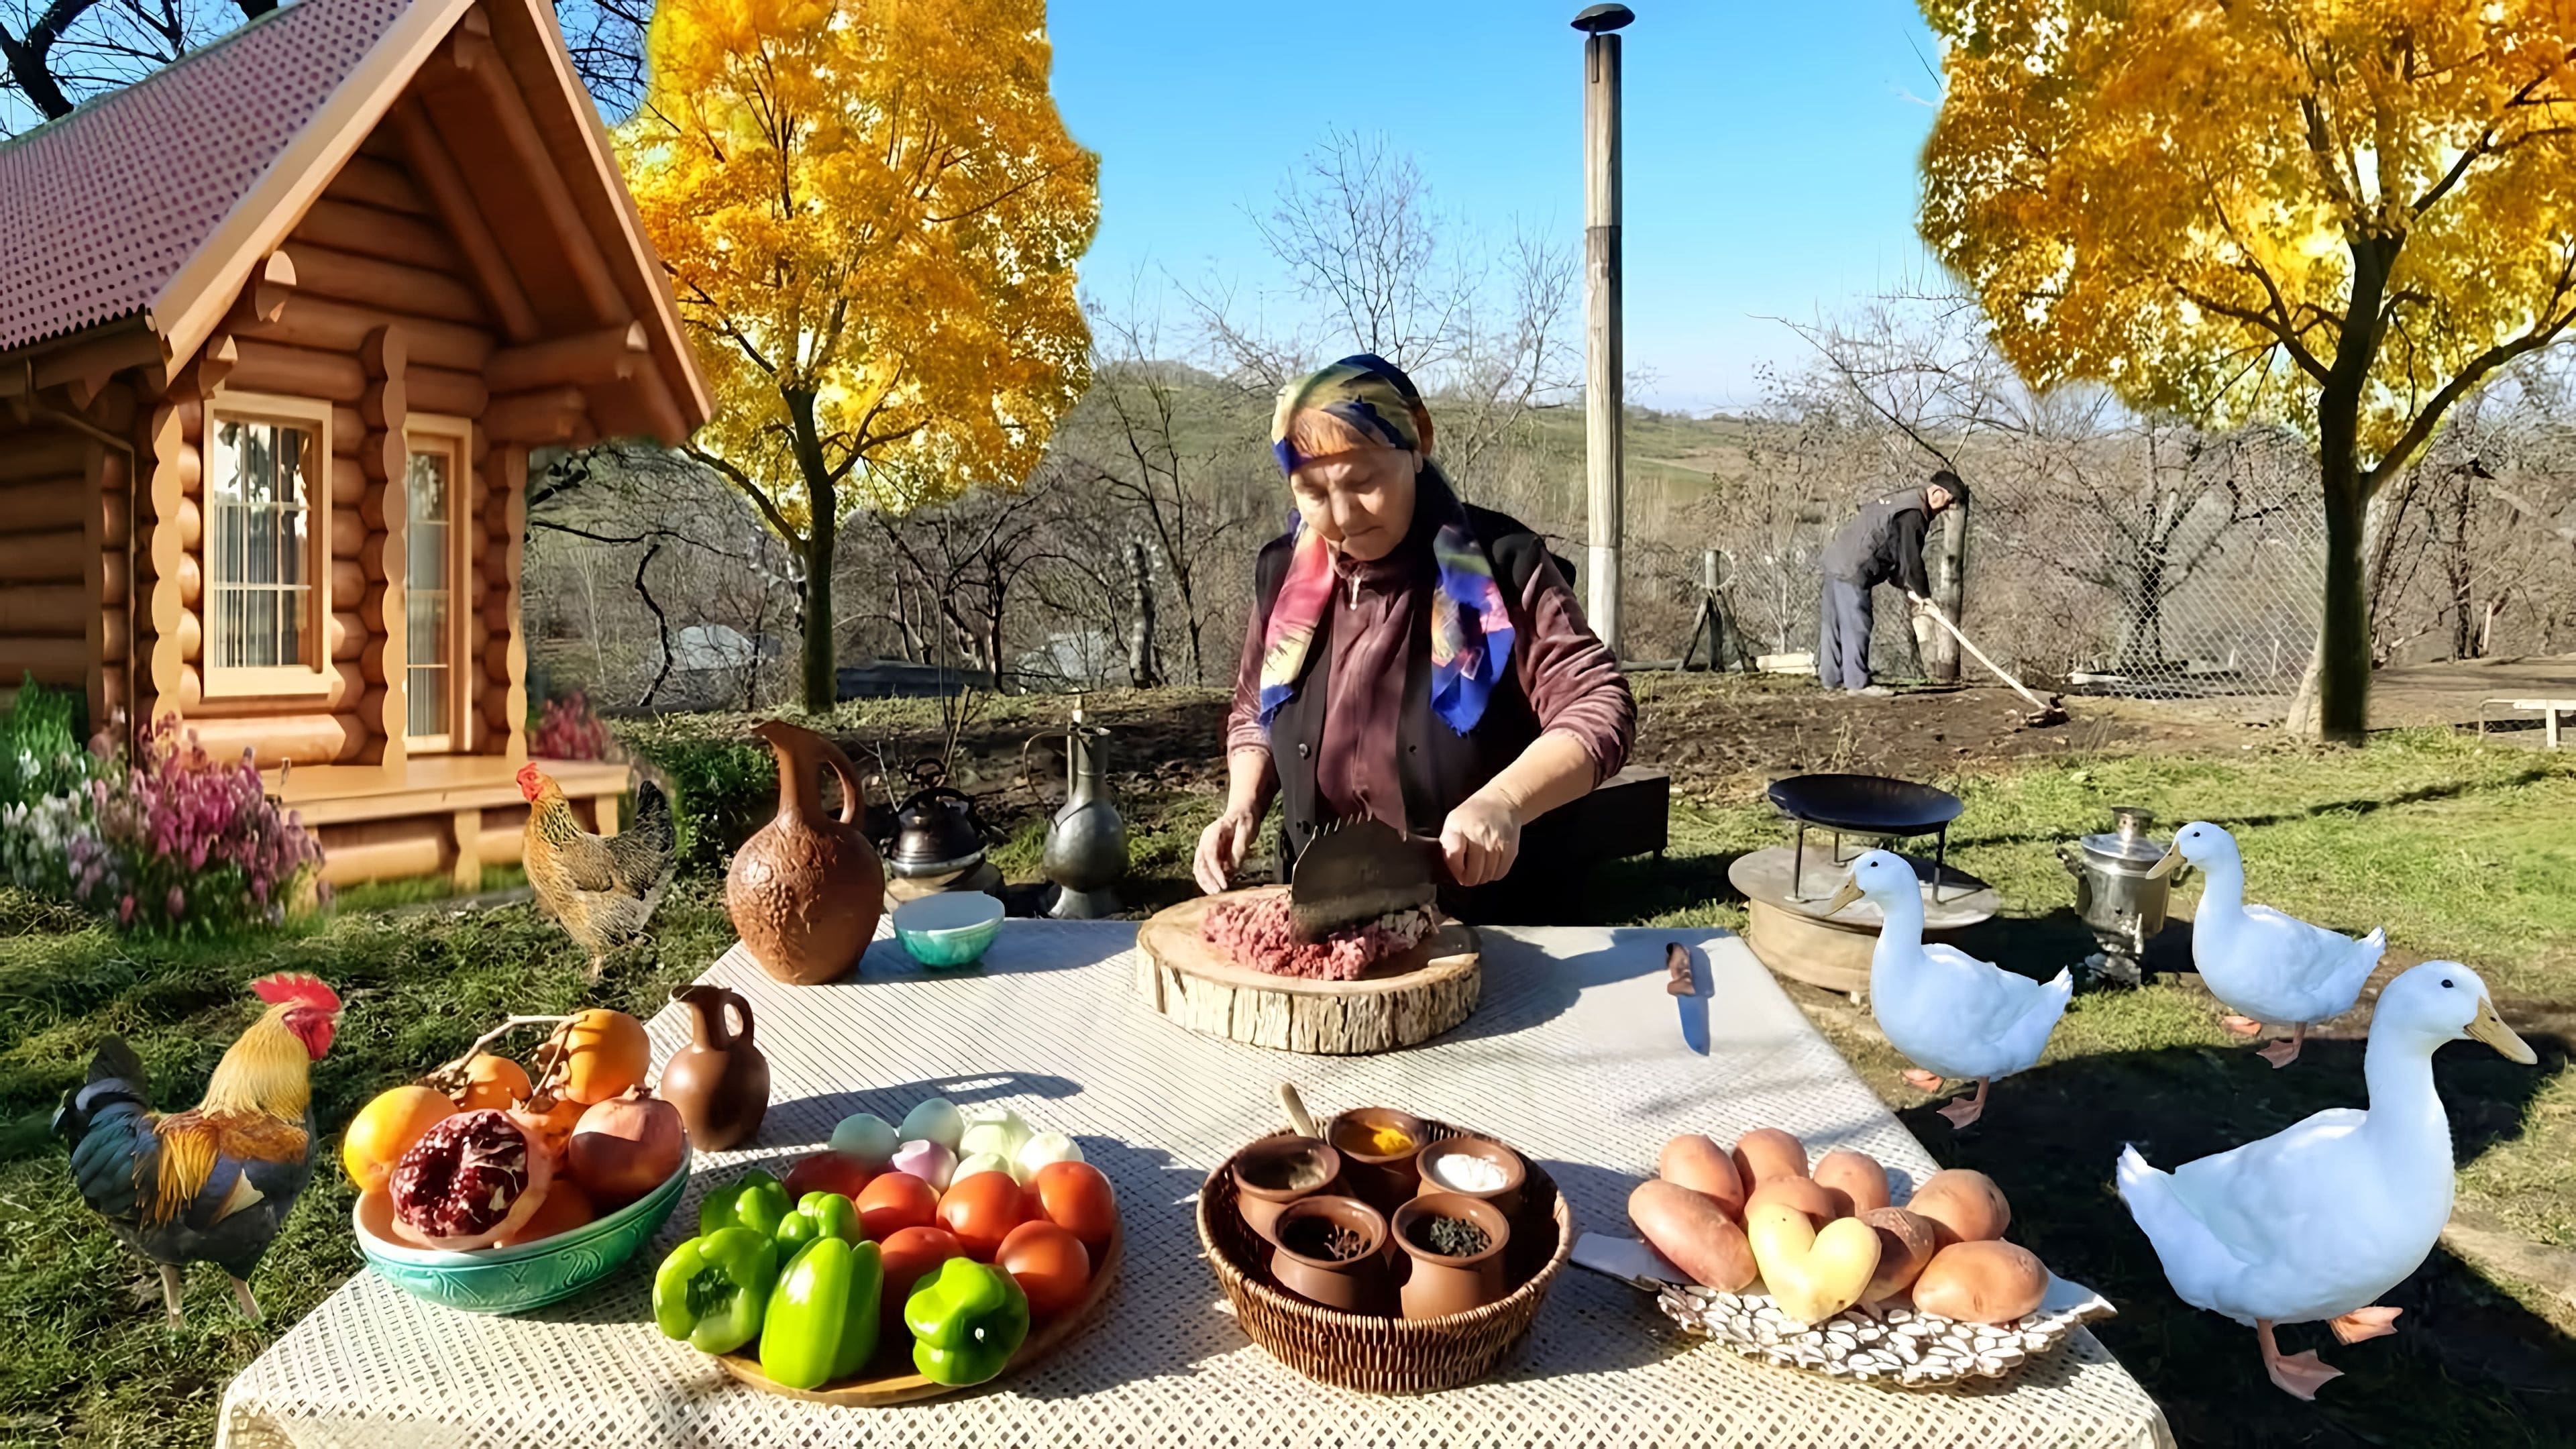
354;1148;692;1315
893;891;1005;969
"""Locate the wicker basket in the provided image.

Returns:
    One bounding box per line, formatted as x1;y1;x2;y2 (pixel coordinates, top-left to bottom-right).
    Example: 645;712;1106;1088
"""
1198;1120;1576;1393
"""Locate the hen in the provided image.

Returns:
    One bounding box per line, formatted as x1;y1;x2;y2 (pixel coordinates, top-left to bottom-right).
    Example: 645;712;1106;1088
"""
55;973;341;1327
519;763;676;977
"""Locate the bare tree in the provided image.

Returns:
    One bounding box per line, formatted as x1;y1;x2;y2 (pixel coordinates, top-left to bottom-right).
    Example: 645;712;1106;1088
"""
3;0;276;131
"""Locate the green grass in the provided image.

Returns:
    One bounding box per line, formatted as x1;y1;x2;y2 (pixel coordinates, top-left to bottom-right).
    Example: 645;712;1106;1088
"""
3;731;2571;1446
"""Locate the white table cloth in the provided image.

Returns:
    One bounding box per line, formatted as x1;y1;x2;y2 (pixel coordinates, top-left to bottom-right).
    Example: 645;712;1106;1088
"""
220;922;2173;1448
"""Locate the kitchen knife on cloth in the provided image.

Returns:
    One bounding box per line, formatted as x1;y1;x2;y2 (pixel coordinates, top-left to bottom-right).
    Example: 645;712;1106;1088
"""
1668;941;1710;1056
1287;818;1450;942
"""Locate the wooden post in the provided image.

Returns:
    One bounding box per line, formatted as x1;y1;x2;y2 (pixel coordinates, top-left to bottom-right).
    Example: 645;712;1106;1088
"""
1575;5;1633;658
451;807;482;891
1924;498;1968;684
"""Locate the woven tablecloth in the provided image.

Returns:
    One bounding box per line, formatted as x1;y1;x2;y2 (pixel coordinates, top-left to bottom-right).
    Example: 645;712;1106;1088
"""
219;922;2174;1448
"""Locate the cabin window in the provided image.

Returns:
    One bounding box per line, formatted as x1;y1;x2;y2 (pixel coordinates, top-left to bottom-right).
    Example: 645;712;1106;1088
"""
403;417;472;751
205;394;332;696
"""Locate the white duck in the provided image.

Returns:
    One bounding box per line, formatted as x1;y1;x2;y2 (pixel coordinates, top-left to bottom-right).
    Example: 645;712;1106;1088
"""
1827;849;2072;1129
2118;961;2535;1399
2149;820;2385;1068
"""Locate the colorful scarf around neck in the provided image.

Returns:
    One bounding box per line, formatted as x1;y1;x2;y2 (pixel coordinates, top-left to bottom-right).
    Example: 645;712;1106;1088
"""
1258;356;1515;736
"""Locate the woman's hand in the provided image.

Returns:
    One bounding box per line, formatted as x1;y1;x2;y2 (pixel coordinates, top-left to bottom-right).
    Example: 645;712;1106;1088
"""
1439;793;1522;888
1194;807;1264;895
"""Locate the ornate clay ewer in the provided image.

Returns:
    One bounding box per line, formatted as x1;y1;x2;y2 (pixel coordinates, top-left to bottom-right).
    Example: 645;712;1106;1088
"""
660;984;769;1150
725;720;883;984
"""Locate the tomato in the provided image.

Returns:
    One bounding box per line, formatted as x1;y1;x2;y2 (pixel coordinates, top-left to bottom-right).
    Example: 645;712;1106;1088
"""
855;1171;939;1239
936;1170;1026;1261
997;1220;1091;1318
877;1225;965;1336
784;1150;876;1203
1030;1161;1118;1249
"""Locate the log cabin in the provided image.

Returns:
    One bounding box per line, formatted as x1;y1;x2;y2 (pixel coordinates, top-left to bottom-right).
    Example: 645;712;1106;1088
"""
0;0;712;887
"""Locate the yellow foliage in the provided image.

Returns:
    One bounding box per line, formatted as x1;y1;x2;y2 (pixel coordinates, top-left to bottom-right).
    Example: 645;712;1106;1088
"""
619;0;1098;523
1920;0;2576;482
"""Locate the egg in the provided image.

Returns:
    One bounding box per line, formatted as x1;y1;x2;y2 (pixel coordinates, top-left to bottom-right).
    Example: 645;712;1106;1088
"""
828;1113;900;1170
1812;1149;1890;1217
1746;1174;1842;1227
1909;1240;2049;1324
1860;1206;1941;1299
1628;1178;1757;1291
1017;1131;1084;1174
890;1138;958;1193
1907;1168;2012;1246
954;1150;1022;1185
1730;1127;1809;1185
901;1098;967;1152
1656;1134;1746;1219
1745;1199;1881;1326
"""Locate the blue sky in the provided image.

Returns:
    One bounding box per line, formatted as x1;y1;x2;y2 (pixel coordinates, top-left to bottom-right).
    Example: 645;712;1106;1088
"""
1050;1;1949;414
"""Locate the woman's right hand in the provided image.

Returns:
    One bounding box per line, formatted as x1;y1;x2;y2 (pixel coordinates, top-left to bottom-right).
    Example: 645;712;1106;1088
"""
1193;807;1263;895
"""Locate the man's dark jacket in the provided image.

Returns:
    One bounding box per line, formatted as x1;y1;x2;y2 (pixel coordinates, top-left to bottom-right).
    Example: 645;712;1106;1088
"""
1822;486;1934;596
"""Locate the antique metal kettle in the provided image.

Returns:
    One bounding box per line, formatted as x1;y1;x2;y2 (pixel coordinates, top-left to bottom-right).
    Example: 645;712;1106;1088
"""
2056;805;2173;987
884;759;987;880
1041;697;1127;918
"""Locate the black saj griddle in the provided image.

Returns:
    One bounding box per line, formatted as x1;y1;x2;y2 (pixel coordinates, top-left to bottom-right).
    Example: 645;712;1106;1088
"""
1765;773;1965;904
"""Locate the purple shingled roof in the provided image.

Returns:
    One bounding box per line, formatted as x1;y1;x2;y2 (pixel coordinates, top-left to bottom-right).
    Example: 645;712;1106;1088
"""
0;0;414;352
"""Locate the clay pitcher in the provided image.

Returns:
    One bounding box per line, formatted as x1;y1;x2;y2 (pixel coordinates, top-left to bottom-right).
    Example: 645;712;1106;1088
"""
661;984;769;1150
726;720;884;984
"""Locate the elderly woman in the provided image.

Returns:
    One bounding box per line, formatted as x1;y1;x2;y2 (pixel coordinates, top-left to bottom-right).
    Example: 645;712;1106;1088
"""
1193;354;1635;923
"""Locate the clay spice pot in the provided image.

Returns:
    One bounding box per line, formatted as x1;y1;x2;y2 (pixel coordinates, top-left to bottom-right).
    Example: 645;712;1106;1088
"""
1325;1107;1427;1214
1391;1193;1512;1320
1413;1136;1526;1222
727;720;885;985
1231;1135;1346;1246
1268;1195;1392;1316
659;984;769;1151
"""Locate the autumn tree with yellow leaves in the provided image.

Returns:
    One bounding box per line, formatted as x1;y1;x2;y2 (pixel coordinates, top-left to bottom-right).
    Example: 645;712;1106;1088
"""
621;0;1097;709
1920;1;2576;741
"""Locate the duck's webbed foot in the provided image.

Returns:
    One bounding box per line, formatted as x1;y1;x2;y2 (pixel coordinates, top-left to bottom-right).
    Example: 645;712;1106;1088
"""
2220;1015;2265;1038
1935;1078;1990;1130
2329;1305;2401;1344
2257;1023;2308;1069
1902;1069;1945;1093
2257;1319;2343;1400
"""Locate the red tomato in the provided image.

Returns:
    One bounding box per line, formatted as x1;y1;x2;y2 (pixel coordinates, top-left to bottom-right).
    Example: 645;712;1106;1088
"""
997;1220;1091;1319
936;1170;1026;1261
855;1171;939;1239
877;1225;966;1335
1030;1161;1118;1249
784;1150;876;1203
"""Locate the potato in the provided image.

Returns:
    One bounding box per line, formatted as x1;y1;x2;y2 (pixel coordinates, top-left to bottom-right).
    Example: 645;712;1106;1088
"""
1629;1179;1758;1291
1812;1149;1891;1217
1860;1207;1940;1300
1746;1174;1843;1226
1746;1199;1882;1326
1657;1134;1746;1219
1730;1128;1809;1185
1909;1240;2049;1324
1906;1168;2012;1246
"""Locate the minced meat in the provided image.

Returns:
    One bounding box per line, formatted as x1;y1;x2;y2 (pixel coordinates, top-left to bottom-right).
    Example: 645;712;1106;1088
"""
1203;894;1436;980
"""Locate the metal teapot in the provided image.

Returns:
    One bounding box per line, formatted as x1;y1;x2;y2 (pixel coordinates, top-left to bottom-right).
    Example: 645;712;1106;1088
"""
2056;805;2173;987
884;759;988;879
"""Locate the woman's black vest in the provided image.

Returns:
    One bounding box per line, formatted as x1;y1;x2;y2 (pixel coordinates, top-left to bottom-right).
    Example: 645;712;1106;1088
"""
1250;492;1576;925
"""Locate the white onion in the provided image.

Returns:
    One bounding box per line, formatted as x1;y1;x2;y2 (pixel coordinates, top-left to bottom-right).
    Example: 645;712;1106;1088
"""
953;1151;1022;1185
1017;1131;1084;1173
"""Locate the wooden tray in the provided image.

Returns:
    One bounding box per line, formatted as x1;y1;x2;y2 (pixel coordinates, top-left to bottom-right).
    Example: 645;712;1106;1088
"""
1135;887;1481;1055
716;1224;1122;1406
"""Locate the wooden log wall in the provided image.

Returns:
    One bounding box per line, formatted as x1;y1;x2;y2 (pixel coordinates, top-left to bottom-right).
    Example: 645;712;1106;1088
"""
479;442;529;759
0;427;103;711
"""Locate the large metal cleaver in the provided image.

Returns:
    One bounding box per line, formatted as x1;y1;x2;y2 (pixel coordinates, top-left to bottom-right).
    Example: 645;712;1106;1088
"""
1286;818;1450;942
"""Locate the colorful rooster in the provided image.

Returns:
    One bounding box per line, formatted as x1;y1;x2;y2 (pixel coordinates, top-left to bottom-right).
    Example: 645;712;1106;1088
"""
55;974;341;1327
519;763;676;978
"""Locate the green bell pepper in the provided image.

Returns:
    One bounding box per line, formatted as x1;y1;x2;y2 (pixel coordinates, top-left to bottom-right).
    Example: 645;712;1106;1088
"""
698;1169;794;1239
903;1256;1030;1387
758;1238;884;1390
652;1227;780;1354
774;1191;864;1251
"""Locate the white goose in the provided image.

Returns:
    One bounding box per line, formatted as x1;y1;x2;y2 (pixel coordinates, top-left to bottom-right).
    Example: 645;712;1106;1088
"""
1827;849;2072;1129
2150;821;2385;1067
2118;961;2535;1399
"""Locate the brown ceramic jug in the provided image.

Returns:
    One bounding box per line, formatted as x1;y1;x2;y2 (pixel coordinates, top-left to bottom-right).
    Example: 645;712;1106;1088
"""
1267;1195;1392;1315
1391;1193;1511;1319
660;984;769;1151
1230;1134;1345;1246
727;720;884;984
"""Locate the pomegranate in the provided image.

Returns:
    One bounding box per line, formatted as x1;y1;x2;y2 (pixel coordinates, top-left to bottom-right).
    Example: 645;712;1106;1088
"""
568;1086;687;1208
389;1109;556;1250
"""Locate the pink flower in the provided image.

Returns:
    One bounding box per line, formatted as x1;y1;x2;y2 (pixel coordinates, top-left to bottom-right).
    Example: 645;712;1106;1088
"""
166;885;185;918
119;895;135;924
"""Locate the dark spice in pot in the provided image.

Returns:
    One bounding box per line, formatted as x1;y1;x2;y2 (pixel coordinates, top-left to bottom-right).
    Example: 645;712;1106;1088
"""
1405;1214;1492;1258
1279;1214;1370;1261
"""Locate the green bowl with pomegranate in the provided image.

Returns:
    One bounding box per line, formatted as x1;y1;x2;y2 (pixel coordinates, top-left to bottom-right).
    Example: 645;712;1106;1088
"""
354;1148;692;1314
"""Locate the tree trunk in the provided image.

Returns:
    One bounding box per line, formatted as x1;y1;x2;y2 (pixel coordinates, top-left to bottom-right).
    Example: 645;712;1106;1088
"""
788;388;839;712
2315;437;2370;744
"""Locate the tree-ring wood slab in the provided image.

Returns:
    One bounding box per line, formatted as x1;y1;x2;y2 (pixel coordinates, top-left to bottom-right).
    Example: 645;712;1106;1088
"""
716;1222;1121;1405
1135;887;1481;1055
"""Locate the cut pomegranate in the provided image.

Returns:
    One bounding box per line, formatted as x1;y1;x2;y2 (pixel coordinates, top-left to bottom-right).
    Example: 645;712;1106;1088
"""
388;1108;556;1250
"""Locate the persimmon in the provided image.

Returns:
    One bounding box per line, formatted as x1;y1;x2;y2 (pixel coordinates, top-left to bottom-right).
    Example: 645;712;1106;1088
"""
543;1010;649;1105
454;1053;534;1112
343;1085;458;1192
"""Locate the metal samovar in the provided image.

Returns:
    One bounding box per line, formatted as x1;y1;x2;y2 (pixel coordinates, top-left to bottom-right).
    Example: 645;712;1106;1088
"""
2056;806;2174;987
1041;697;1126;919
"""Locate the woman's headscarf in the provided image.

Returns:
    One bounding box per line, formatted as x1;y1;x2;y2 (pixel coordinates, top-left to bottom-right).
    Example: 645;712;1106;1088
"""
1258;354;1515;736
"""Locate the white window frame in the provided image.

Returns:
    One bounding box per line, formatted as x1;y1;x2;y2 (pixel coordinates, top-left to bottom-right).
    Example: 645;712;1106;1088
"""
202;391;333;698
401;414;475;753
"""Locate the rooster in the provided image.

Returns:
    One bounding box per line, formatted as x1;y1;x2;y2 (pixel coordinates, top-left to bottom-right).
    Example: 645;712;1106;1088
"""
519;763;676;978
55;973;341;1327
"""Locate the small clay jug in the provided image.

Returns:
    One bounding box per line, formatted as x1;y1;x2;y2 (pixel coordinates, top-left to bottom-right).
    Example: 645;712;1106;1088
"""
1267;1195;1391;1315
727;720;884;985
1391;1193;1511;1320
1413;1136;1527;1222
1230;1134;1346;1246
1325;1107;1426;1214
660;985;769;1151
